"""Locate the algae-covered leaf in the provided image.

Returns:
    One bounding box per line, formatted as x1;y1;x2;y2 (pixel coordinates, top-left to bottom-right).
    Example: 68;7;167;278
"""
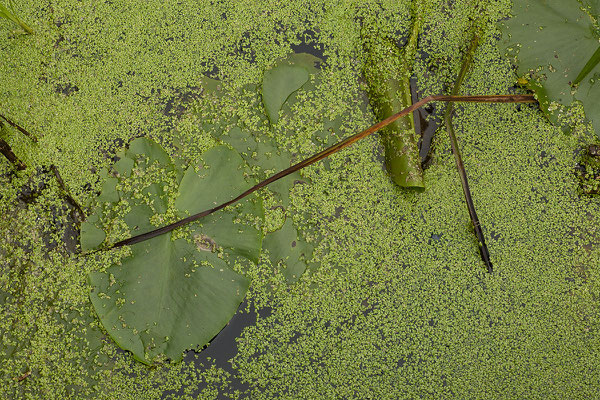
211;118;302;207
224;126;304;206
503;0;600;135
361;22;424;188
263;218;313;283
175;146;264;264
84;139;262;364
262;53;321;125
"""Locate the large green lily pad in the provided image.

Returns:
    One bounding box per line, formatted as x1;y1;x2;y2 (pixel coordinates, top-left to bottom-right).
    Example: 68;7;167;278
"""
84;138;263;364
503;0;600;135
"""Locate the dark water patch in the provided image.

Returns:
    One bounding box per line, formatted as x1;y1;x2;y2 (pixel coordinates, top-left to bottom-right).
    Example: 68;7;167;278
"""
163;86;205;119
0;166;84;255
56;82;80;96
167;300;271;399
290;30;327;63
15;166;52;204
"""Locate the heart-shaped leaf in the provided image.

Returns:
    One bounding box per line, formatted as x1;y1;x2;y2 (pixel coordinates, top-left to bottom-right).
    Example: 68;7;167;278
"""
84;139;263;364
503;0;600;135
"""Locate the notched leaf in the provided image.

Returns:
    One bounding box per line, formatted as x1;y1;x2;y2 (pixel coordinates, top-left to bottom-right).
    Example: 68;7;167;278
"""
262;53;321;125
503;0;600;135
83;138;263;364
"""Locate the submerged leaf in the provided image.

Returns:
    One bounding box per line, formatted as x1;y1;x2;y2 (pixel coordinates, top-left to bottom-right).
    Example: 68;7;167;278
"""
504;0;600;135
83;139;262;363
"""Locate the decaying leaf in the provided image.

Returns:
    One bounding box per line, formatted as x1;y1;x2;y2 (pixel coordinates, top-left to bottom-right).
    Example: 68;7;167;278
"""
361;20;424;188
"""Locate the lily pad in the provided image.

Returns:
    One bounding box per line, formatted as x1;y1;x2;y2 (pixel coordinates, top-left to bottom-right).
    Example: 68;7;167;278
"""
84;139;263;364
88;235;250;364
262;218;314;283
193;54;329;286
262;53;321;125
503;0;600;135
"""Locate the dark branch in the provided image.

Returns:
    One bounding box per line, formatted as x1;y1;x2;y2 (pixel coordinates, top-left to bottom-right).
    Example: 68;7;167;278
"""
0;114;37;142
444;31;494;273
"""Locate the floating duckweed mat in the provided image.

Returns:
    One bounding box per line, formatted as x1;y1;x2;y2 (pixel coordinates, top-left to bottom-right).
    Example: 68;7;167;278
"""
1;0;599;399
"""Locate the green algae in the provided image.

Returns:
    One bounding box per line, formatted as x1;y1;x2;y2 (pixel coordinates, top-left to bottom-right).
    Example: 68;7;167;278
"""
1;0;600;398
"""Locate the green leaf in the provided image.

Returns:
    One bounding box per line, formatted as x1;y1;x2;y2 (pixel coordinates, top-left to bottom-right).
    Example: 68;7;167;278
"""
263;218;313;283
574;45;600;85
80;212;105;252
503;0;600;135
84;139;263;364
175;146;264;264
361;22;424;189
192;54;326;285
261;53;321;125
89;235;249;364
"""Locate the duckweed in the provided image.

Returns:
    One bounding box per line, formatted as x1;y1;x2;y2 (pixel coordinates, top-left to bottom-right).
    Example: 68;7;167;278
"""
1;0;599;398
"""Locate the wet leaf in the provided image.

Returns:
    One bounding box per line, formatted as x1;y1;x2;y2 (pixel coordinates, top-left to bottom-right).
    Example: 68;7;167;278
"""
80;213;105;252
361;22;424;188
88;235;250;364
175;146;264;264
262;218;313;283
503;0;600;135
261;53;321;125
192;53;329;288
83;139;263;364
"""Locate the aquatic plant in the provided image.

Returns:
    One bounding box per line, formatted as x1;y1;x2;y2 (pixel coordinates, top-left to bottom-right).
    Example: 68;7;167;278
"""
361;4;424;189
503;0;600;136
81;56;320;364
80;0;600;367
0;113;36;170
0;1;33;34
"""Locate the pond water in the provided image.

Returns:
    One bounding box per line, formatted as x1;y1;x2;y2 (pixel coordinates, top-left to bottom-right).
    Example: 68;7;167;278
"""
1;1;599;399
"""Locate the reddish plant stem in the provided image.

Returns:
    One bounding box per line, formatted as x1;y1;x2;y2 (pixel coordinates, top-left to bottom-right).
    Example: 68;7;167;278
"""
104;94;535;250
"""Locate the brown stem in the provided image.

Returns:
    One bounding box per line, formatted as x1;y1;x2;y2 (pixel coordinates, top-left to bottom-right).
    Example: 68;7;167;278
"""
51;165;86;221
0;138;26;170
0;114;37;142
444;30;494;273
103;94;535;250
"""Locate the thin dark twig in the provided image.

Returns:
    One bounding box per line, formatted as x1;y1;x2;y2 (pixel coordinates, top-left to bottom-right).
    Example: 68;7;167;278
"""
51;165;86;221
0;138;26;170
101;94;535;251
0;114;37;142
15;370;31;382
444;31;493;273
